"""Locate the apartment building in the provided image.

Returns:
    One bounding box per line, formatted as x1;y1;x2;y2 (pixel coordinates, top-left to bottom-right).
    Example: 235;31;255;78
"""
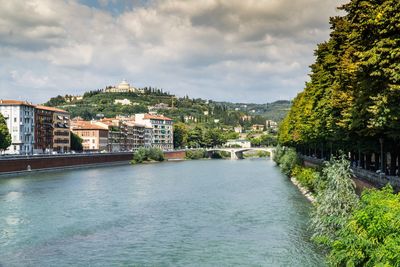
134;114;173;150
35;105;70;153
34;105;54;153
0;100;35;155
94;118;125;152
70;120;109;151
53;108;70;152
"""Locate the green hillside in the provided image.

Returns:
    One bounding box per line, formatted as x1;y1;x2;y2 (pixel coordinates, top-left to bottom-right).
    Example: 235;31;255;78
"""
44;88;291;130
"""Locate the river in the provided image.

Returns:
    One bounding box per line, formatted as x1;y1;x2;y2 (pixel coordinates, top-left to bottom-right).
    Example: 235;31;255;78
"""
0;159;325;266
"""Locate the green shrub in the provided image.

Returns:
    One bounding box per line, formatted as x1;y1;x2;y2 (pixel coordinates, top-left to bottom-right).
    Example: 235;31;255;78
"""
328;185;400;266
257;151;270;158
185;149;206;159
278;148;301;176
273;145;285;164
310;155;358;250
131;147;164;164
291;165;318;192
210;151;230;159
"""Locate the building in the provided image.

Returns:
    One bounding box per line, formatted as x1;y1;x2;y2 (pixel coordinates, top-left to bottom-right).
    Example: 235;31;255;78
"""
114;99;132;105
104;80;139;93
123;121;146;151
251;124;265;132
70;120;109;151
94;118;125;152
266;120;278;130
0;100;35;155
134;114;173;150
34;105;54;153
234;125;243;133
225;139;251;148
42;106;70;153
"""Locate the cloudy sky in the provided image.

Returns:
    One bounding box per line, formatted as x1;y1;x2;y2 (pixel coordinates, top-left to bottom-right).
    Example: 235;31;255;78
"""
0;0;345;104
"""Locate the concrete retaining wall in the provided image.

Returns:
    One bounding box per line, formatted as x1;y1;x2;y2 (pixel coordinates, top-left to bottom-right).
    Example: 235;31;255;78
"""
0;151;186;174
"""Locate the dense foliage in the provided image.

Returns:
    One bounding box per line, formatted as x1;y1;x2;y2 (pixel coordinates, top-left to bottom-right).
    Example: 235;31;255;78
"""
278;0;400;171
273;146;301;176
131;147;164;164
291;165;318;193
310;156;359;249
185;149;207;160
329;185;400;266
70;132;83;152
173;124;231;149
0;114;11;152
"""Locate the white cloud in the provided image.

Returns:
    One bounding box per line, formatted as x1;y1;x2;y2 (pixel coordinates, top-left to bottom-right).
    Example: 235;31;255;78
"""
0;0;346;103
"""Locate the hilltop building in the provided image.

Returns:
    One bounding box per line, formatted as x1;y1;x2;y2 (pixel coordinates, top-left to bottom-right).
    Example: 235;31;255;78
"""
104;80;143;93
114;99;132;105
0;100;35;155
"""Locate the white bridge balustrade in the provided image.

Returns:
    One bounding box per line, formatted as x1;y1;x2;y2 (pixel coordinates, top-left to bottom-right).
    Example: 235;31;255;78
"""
206;147;275;160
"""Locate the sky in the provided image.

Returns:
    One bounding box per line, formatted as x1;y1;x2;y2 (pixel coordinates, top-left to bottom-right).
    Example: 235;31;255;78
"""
0;0;346;104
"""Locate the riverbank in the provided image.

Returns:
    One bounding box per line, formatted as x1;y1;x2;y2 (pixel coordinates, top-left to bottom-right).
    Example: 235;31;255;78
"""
290;177;315;202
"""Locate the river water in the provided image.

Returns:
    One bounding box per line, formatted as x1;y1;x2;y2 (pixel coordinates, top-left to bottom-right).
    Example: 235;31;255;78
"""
0;159;325;266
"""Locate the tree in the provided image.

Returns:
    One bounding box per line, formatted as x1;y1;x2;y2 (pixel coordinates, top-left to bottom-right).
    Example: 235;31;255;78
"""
70;132;83;152
173;122;188;148
204;128;227;147
0;114;11;153
311;155;359;249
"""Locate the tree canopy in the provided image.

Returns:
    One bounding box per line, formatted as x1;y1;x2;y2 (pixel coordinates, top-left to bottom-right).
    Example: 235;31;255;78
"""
278;0;400;157
0;114;11;152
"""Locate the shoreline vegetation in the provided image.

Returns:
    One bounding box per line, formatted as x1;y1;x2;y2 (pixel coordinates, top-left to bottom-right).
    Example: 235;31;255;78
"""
131;148;271;164
273;146;400;266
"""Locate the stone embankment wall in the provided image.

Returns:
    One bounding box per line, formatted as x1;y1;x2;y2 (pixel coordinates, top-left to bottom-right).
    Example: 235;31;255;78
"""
0;151;186;175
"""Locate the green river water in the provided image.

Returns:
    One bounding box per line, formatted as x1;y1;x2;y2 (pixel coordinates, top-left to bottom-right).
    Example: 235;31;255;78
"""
0;158;324;266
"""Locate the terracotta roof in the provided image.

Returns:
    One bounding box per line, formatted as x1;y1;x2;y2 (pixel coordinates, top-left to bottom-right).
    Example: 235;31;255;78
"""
0;100;34;107
71;121;108;130
143;114;172;121
35;105;69;114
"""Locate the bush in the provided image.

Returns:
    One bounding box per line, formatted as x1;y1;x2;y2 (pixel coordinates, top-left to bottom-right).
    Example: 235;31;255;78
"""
279;148;301;176
291;165;318;192
257;151;270;158
186;149;206;159
210;151;230;159
273;145;285;163
329;185;400;266
131;147;164;164
310;155;358;250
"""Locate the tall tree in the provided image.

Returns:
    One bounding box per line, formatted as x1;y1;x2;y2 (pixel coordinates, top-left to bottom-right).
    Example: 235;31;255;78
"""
0;114;11;153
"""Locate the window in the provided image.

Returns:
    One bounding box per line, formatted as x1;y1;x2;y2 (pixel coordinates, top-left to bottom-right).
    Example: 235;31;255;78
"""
14;117;17;123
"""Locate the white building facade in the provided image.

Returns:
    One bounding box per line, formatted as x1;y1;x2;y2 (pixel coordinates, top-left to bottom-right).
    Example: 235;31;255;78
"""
135;114;173;150
0;100;35;155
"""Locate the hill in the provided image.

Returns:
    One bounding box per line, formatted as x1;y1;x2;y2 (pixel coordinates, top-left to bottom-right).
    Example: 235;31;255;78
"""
44;88;291;130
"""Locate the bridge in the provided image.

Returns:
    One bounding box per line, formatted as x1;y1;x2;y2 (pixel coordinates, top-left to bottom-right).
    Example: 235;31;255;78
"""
206;147;275;160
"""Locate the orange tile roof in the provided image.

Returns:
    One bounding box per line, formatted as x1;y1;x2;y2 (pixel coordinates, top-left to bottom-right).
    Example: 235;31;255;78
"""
143;114;172;121
71;121;109;130
35;105;69;114
0;100;35;107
